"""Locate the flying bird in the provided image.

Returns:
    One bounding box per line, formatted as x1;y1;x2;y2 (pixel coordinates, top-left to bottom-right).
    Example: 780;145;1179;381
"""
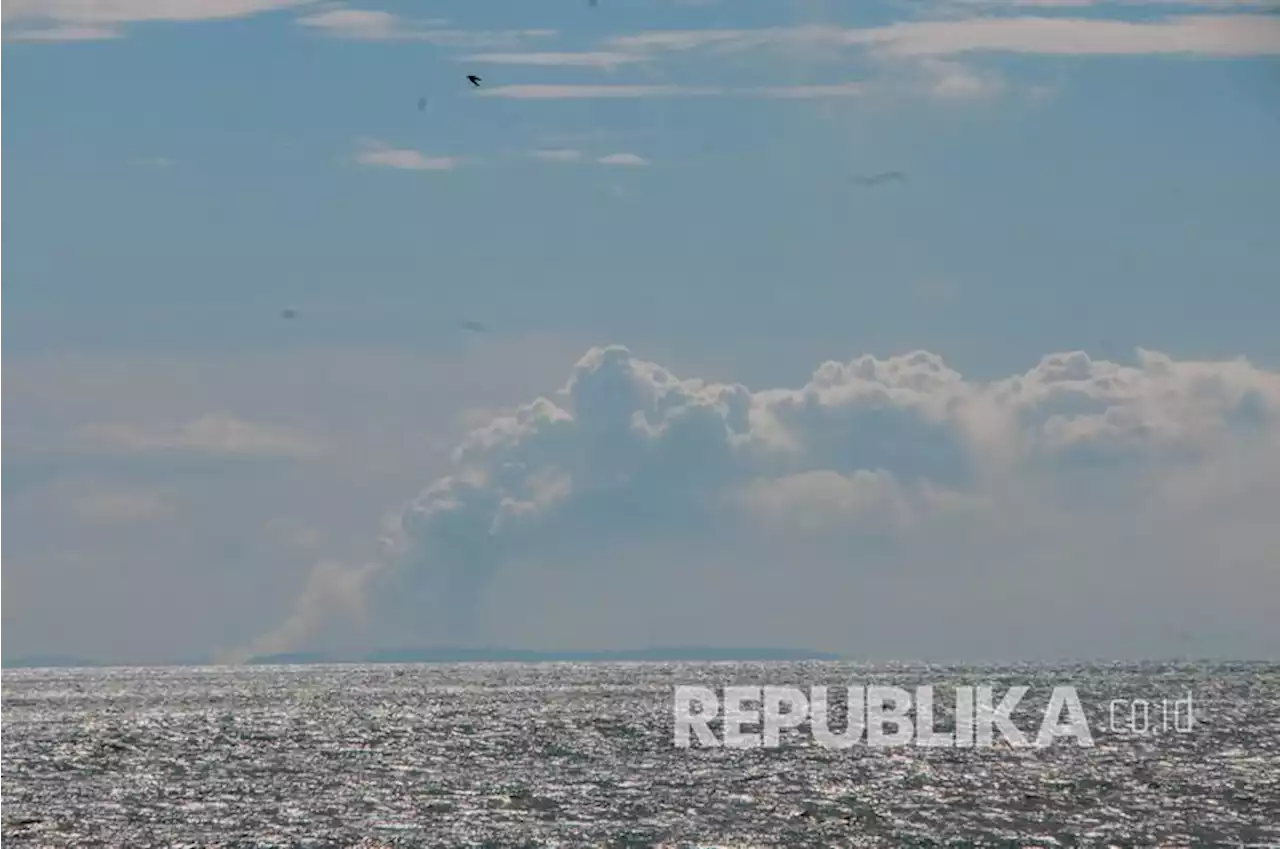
461;320;488;333
418;96;428;111
281;308;298;319
467;75;482;87
855;171;908;187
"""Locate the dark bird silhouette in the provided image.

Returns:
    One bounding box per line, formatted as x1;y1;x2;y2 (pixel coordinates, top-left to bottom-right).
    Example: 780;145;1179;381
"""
467;75;482;87
418;96;427;111
281;309;298;319
855;171;908;187
461;320;488;333
589;0;598;6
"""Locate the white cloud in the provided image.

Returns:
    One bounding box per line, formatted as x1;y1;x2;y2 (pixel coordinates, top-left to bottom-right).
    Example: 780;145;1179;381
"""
477;83;869;100
3;0;308;24
530;148;653;169
353;139;459;171
915;58;1007;100
477;84;727;99
295;9;554;47
3;23;118;40
605;29;753;53
864;14;1280;57
294;8;401;38
78;414;322;459
464;51;652;68
2;0;308;40
597;152;650;166
241;343;1280;658
12;340;1279;661
602;15;1280;59
950;0;1276;8
736;469;918;536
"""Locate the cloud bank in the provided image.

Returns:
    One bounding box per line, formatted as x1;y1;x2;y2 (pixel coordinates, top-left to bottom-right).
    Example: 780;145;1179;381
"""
253;343;1280;660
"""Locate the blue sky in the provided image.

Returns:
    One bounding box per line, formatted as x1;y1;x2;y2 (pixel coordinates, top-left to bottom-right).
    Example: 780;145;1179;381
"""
6;0;1280;369
4;0;1280;662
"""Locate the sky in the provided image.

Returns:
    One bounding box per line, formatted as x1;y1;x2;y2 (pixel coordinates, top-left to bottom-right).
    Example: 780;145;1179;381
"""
3;0;1280;664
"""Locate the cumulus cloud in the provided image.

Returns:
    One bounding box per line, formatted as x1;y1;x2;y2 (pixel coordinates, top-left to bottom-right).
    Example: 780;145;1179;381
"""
246;343;1280;658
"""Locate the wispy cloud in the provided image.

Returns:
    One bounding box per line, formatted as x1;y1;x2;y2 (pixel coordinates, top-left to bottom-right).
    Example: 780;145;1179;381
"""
601;14;1280;59
295;8;412;38
529;150;650;167
605;29;753;53
597;152;650;166
478;84;726;99
479;83;870;100
464;51;652;68
2;0;309;40
948;0;1277;8
866;14;1280;57
353;139;460;172
4;23;118;41
296;9;554;48
915;59;1007;100
3;0;310;24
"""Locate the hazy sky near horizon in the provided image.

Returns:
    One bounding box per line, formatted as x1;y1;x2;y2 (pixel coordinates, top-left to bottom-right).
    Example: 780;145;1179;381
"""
4;0;1280;663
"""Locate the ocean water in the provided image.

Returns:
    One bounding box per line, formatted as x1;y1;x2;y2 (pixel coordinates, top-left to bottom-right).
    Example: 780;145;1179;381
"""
2;661;1278;847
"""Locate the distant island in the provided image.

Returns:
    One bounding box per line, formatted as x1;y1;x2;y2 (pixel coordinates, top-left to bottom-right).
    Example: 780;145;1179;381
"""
3;646;843;669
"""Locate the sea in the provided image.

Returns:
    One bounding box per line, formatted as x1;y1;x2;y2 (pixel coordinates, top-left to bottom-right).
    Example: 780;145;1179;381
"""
2;661;1278;847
